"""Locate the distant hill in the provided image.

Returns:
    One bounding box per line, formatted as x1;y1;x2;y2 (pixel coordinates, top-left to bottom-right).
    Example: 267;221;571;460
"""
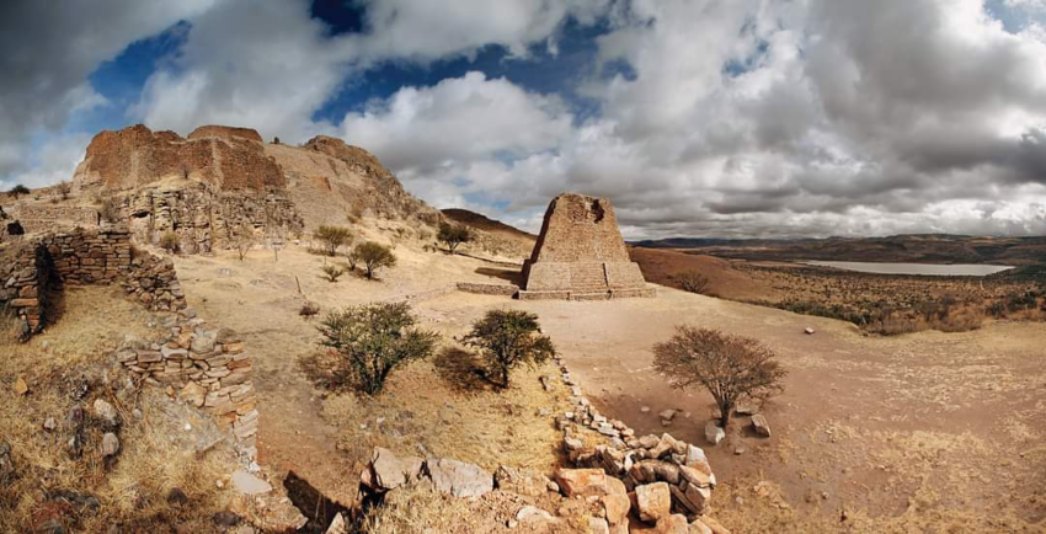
636;234;1046;266
441;208;536;260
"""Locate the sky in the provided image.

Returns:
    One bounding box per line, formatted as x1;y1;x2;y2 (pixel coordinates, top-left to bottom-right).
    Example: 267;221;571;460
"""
2;0;1046;239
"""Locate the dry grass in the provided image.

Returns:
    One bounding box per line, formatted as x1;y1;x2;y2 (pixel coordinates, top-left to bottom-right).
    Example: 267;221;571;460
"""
0;287;236;532
314;353;571;473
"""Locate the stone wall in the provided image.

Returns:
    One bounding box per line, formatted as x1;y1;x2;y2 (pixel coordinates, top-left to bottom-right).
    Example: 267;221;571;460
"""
115;314;258;459
1;227;185;338
110;182;303;254
9;204;99;234
0;226;257;459
455;282;520;296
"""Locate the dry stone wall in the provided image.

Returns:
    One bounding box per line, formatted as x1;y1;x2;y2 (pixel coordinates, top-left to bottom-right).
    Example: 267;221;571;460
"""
1;227;185;338
116;314;258;459
108;183;303;254
0;226;258;459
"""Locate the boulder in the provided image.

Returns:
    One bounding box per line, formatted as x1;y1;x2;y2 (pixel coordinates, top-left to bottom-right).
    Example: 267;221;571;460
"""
602;477;630;526
734;402;758;416
690;518;714;534
92;399;120;429
588;516;610;534
704;421;725;445
231;469;272;495
636;482;672;523
556;468;609;497
682;483;711;515
371;448;408;490
426;458;493;498
751;415;772;438
679;465;713;489
100;432;120;457
653;514;690;533
804;327;815;335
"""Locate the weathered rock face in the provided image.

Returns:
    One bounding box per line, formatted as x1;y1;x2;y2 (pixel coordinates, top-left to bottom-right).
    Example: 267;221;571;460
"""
521;193;653;300
74;124;284;191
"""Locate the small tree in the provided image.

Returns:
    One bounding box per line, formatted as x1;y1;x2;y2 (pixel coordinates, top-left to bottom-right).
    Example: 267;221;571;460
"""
321;263;345;283
676;271;711;294
317;302;438;395
654;327;785;428
462;309;555;389
233;223;256;261
438;222;473;254
313;225;353;256
354;241;396;280
8;185;30;199
56;181;72;200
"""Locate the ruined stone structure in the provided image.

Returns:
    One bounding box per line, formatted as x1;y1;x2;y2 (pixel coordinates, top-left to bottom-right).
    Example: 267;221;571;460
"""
0;227;185;337
520;193;653;300
0;227;257;459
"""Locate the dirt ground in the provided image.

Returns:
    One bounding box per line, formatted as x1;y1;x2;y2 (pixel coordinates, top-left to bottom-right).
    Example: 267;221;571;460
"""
171;240;1046;532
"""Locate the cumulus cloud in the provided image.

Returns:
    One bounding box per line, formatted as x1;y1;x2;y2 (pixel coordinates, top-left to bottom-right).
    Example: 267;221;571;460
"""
4;0;1046;238
0;0;214;188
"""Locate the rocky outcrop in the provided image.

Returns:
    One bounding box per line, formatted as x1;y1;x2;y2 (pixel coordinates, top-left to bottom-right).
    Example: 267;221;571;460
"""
74;124;283;191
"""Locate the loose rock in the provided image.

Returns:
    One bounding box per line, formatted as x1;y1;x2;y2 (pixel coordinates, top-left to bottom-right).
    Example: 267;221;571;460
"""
704;421;725;445
427;458;493;498
636;482;672;523
751;414;772;438
100;432;120;457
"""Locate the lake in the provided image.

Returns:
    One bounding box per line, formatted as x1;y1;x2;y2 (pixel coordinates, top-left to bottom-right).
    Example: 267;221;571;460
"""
803;261;1015;277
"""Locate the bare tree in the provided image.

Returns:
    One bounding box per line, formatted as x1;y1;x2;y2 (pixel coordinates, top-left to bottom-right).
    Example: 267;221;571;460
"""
654;327;786;428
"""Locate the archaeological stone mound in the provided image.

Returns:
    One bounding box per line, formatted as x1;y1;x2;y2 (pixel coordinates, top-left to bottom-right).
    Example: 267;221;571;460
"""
520;193;653;300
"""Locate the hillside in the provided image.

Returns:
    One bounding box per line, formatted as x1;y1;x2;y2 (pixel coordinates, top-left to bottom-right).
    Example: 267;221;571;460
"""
440;208;536;260
637;234;1046;266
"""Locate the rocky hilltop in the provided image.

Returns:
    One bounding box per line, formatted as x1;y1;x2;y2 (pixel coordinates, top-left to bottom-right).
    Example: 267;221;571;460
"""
60;124;438;253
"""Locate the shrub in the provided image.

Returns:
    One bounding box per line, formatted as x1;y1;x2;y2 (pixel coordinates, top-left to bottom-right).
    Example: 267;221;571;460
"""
676;271;711;294
654;327;785;428
313;225;353;256
462;309;555;389
8;184;30;198
56;181;72;200
159;231;180;253
354;241;396;280
299;301;320;319
321;263;344;283
437;222;473;254
317;302;439;395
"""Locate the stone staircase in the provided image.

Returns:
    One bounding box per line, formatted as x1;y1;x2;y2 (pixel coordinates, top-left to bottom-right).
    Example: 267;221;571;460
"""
569;262;609;291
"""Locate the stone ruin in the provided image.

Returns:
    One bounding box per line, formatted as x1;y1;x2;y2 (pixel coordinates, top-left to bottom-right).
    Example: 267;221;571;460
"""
520;193;654;300
0;226;258;460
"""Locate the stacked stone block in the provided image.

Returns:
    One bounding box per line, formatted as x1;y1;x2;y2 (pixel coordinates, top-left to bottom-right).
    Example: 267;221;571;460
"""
116;319;258;459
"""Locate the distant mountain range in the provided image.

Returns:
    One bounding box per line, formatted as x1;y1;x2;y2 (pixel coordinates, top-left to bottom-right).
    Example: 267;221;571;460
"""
634;234;1046;266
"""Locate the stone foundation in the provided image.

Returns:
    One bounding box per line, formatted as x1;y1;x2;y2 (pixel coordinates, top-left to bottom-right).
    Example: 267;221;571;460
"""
455;282;520;296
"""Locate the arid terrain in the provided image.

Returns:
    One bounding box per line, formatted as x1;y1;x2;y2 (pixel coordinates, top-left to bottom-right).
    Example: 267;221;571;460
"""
2;127;1044;533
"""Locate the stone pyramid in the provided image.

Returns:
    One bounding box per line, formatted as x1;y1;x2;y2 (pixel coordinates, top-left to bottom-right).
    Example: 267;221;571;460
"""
520;193;653;300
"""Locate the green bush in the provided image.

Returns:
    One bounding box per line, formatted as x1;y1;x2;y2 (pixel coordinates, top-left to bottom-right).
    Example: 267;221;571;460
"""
313;225;353;256
317;302;439;395
438;222;473;254
462;310;555;388
354;241;396;280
